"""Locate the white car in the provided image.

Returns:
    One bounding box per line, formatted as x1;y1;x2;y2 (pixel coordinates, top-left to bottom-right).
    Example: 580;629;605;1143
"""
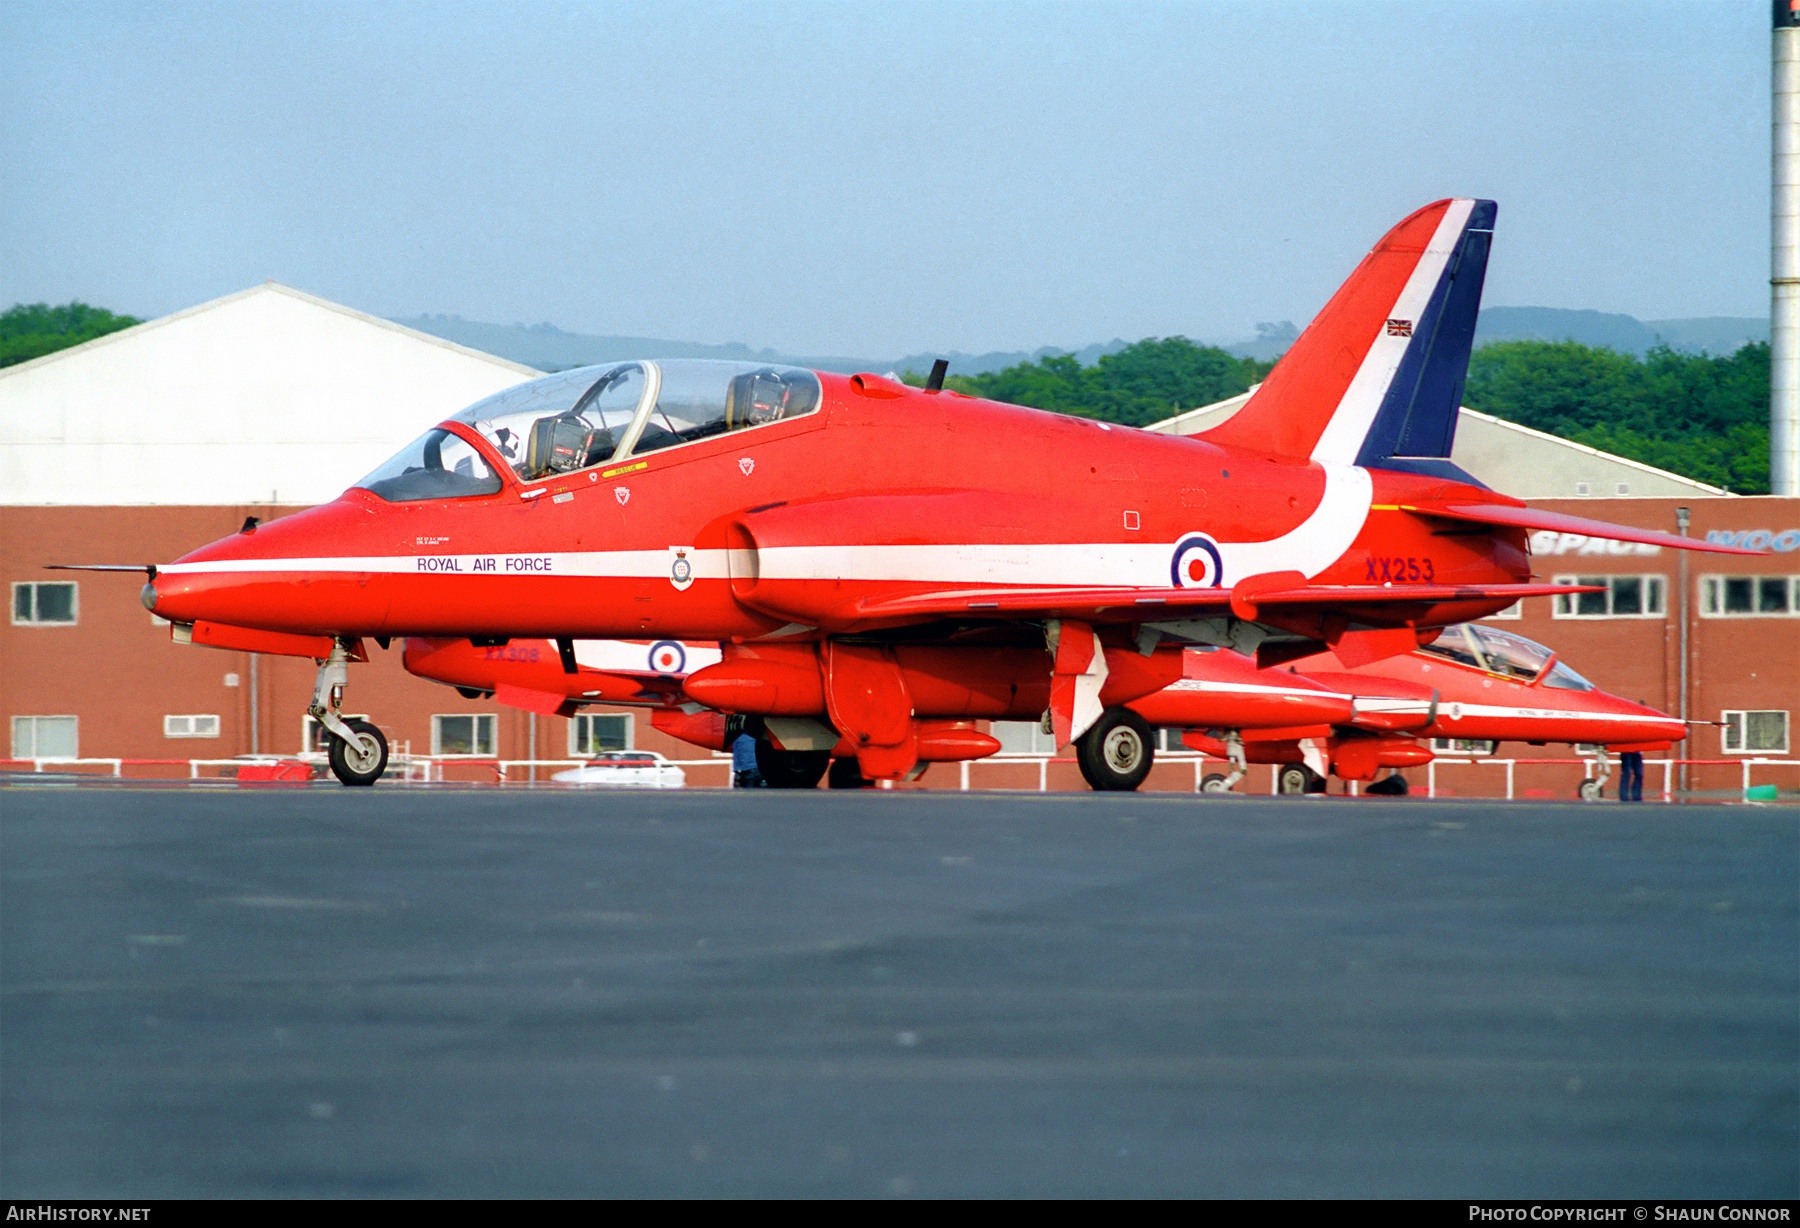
552;750;686;789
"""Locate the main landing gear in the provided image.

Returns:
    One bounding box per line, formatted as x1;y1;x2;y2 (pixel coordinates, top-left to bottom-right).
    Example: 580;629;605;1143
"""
311;640;388;787
827;758;876;789
1277;764;1328;795
1075;707;1155;791
754;740;831;789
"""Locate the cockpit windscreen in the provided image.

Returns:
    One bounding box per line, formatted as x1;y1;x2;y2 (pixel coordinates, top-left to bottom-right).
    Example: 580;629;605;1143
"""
1418;624;1594;691
442;359;821;484
355;427;503;503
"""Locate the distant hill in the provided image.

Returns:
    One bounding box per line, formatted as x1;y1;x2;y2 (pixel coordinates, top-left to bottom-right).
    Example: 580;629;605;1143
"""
391;313;1135;377
1472;308;1767;356
392;306;1768;378
389;314;871;374
1215;309;1768;361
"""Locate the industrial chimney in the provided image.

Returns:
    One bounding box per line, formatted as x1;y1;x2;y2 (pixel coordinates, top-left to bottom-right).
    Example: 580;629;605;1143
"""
1776;2;1800;494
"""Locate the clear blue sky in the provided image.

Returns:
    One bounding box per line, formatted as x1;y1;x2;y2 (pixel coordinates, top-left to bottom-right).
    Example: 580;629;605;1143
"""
0;0;1770;357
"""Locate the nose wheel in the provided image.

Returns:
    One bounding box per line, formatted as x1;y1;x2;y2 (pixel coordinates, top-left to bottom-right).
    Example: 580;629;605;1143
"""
309;639;388;786
327;718;389;787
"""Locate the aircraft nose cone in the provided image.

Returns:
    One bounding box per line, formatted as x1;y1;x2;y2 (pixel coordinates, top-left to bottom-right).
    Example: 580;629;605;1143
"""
140;581;159;613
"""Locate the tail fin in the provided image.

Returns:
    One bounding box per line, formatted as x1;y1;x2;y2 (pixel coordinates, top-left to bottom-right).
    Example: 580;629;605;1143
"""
1202;199;1495;479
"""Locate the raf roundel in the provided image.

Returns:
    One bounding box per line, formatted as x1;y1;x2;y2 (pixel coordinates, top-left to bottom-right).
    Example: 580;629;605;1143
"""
1170;533;1224;589
647;641;687;675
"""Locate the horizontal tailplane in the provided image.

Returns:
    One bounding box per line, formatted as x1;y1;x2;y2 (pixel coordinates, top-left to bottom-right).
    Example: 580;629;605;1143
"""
1390;499;1767;555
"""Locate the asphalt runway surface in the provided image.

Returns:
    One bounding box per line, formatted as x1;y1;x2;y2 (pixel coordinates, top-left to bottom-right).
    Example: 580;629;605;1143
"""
1;782;1795;1199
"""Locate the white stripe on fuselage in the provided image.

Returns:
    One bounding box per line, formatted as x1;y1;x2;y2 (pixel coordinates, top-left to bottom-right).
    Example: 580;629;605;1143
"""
159;465;1374;588
1438;700;1678;729
1164;678;1337;700
1309;199;1476;467
750;464;1371;585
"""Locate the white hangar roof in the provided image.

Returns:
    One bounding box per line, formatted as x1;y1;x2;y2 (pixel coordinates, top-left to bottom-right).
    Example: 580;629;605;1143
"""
1146;392;1726;499
0;283;541;506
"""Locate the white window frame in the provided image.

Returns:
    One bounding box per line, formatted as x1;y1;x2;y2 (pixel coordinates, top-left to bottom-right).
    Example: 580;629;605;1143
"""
1698;575;1800;618
431;713;497;757
11;581;78;626
12;715;79;760
1552;574;1666;619
1720;710;1789;756
991;720;1060;755
1481;602;1523;621
1156;728;1193;752
164;714;221;739
569;712;633;756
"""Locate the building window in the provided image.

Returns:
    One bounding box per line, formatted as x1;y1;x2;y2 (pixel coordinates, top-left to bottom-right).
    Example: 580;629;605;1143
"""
1482;602;1522;621
432;714;497;757
1552;575;1665;618
11;582;77;625
1721;710;1789;755
991;721;1059;755
1700;576;1799;617
12;715;78;759
164;714;220;738
569;713;631;756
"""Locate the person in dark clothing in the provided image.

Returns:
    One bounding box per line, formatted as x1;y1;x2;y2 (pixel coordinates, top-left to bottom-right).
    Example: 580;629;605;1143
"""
731;733;765;788
1619;750;1644;802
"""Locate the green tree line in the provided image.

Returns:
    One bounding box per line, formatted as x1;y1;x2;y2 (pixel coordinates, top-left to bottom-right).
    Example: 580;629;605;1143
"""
1;302;141;368
918;335;1772;494
1462;339;1770;494
917;337;1276;428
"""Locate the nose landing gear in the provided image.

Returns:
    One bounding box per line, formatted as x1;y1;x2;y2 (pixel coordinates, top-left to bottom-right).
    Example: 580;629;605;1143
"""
1577;748;1611;802
1198;730;1248;793
310;640;388;786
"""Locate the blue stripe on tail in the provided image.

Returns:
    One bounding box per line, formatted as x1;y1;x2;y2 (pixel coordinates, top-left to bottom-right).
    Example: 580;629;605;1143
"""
1354;199;1496;485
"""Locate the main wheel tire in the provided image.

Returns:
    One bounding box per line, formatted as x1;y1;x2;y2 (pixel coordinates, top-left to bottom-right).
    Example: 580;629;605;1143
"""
827;757;874;789
326;718;388;787
1365;773;1409;796
1075;707;1155;791
755;740;830;789
1199;772;1233;794
1277;764;1327;795
1577;777;1603;801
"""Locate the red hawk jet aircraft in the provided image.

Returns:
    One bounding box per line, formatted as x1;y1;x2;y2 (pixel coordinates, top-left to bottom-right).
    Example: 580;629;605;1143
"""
1148;623;1685;798
124;198;1752;786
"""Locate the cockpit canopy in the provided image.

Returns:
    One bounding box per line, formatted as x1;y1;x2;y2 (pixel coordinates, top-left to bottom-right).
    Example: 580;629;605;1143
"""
1419;623;1594;691
356;359;822;502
